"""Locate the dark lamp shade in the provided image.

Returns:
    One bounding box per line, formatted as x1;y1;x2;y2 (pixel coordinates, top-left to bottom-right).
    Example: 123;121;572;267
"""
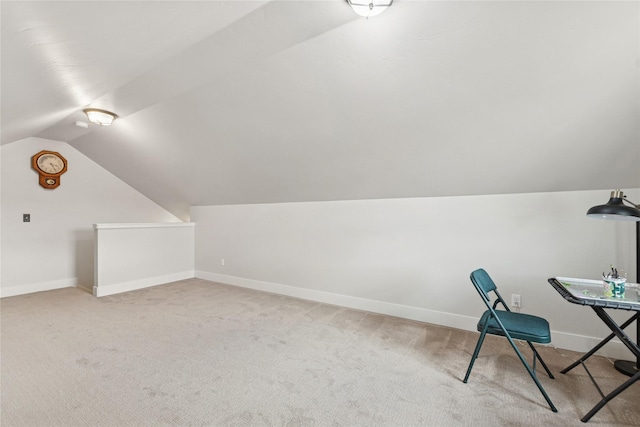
587;197;640;221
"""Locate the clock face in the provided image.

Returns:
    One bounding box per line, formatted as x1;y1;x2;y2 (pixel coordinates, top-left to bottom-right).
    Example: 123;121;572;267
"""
32;150;67;189
36;153;65;174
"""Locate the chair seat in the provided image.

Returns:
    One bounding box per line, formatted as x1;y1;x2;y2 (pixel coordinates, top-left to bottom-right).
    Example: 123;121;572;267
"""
478;310;551;343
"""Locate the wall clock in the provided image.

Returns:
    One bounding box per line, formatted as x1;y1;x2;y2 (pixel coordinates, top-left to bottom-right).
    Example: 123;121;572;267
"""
31;150;68;189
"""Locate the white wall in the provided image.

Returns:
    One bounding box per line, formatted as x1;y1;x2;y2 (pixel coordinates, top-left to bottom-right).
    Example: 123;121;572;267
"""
192;189;640;358
0;137;181;297
94;222;195;297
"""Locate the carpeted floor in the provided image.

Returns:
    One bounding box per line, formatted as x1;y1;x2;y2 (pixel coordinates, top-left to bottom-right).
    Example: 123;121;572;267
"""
1;278;639;426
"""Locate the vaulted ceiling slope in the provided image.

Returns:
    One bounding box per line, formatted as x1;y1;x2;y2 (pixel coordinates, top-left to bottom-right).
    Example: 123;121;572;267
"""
3;1;639;220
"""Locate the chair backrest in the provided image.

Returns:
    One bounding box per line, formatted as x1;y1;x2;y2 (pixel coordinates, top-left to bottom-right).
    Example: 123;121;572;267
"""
470;268;497;303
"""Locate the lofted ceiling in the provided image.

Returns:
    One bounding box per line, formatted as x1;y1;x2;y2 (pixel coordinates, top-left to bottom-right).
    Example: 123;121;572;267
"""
2;1;639;220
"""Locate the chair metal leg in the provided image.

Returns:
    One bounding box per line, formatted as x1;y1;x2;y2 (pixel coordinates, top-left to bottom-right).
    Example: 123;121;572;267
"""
505;334;558;412
527;341;554;379
464;327;488;383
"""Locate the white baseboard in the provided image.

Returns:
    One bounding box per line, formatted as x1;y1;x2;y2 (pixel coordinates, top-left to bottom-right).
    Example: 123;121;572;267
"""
549;330;630;361
0;277;78;298
94;270;195;297
195;270;480;328
195;270;632;360
196;270;479;330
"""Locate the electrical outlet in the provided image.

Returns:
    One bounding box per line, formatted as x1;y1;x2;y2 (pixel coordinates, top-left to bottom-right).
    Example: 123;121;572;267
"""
23;213;30;222
221;258;225;266
511;294;521;308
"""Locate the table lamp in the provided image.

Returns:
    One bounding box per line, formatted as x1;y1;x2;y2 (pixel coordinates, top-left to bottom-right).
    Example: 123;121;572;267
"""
587;189;640;376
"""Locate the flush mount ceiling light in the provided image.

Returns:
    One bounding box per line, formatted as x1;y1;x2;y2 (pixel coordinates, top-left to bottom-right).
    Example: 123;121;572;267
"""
83;108;118;126
346;0;393;18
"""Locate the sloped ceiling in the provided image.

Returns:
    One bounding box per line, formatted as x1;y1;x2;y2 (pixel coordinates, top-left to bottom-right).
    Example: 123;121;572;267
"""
2;1;639;220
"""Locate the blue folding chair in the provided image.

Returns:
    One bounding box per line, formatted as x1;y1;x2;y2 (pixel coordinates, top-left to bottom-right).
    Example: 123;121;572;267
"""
463;268;557;412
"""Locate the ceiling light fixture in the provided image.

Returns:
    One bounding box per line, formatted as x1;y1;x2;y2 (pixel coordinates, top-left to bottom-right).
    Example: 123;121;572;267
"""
83;108;118;126
346;0;393;18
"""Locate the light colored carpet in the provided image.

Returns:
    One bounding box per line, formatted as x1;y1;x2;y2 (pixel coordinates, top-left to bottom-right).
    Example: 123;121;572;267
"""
1;278;638;426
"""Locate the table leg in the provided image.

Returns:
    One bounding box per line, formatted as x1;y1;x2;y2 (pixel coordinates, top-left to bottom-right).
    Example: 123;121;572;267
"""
592;309;640;359
581;370;640;423
576;308;640;422
561;312;640;375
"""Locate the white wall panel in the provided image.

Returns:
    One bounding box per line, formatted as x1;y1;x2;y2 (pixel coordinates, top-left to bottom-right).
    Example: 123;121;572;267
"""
94;223;194;297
